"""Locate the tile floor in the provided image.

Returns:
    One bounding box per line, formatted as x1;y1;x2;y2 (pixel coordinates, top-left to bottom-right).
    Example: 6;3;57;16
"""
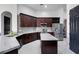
58;38;75;54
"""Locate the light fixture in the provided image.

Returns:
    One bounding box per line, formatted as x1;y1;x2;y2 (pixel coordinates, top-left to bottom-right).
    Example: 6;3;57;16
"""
40;4;47;8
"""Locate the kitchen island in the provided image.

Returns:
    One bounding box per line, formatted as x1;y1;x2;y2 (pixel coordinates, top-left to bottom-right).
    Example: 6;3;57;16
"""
40;33;59;54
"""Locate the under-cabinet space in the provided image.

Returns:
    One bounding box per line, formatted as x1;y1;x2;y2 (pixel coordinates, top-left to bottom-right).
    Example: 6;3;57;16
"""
5;49;18;54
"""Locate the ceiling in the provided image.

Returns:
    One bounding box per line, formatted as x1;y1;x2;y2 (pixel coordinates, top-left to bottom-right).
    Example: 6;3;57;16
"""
23;4;66;11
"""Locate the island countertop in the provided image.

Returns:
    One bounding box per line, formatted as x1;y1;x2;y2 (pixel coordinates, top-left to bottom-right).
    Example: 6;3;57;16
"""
40;33;59;41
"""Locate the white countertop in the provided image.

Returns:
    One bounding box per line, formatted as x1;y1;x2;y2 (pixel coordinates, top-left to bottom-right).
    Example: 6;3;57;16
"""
0;36;20;54
40;33;59;41
9;27;53;38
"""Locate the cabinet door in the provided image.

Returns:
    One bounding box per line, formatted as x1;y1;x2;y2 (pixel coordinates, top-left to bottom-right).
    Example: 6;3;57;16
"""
52;18;60;23
37;32;40;39
37;18;52;27
41;41;57;54
20;15;26;27
37;18;44;27
22;34;32;44
44;18;52;27
20;13;36;27
31;18;37;27
22;33;39;45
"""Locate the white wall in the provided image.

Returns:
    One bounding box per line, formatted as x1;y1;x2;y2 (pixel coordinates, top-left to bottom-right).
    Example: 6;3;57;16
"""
36;10;59;17
35;7;66;24
58;8;66;24
17;5;36;32
17;5;36;16
0;4;17;34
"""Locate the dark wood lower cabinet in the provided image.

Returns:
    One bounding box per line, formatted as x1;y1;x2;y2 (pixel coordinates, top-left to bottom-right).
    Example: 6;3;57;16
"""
41;41;57;54
5;49;18;54
48;32;54;36
37;32;40;39
16;32;54;46
16;32;40;45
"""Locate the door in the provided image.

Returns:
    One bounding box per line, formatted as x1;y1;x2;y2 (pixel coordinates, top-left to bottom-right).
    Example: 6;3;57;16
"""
4;16;10;35
70;5;79;53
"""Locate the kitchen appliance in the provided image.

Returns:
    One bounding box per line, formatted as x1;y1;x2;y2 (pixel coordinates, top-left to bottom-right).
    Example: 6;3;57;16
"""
52;23;63;40
41;23;47;33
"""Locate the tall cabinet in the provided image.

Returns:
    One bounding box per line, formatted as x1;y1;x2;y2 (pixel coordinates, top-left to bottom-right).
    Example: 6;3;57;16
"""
70;5;79;53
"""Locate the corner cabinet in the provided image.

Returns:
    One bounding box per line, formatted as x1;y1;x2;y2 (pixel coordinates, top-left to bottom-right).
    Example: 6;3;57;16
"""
70;5;79;53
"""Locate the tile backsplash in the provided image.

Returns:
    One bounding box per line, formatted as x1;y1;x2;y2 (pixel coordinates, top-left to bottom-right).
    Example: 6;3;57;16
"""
20;27;53;33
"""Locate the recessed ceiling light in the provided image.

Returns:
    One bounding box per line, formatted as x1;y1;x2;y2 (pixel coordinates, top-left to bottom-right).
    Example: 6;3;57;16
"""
44;5;47;8
40;4;47;8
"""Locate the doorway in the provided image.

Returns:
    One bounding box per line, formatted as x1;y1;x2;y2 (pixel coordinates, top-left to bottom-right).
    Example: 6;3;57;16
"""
1;11;12;35
4;16;10;35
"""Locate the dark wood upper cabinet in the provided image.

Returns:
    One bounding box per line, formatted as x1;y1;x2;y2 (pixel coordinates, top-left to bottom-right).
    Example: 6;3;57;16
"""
37;17;60;27
52;18;60;23
37;18;52;27
20;13;37;27
20;13;60;27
